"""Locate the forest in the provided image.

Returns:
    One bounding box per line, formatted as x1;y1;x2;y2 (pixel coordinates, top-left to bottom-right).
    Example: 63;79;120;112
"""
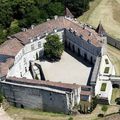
0;0;93;44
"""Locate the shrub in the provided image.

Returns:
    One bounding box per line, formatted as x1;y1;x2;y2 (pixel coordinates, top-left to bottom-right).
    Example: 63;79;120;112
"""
101;105;108;113
68;117;73;120
44;34;64;61
115;97;120;105
35;74;39;80
98;113;104;117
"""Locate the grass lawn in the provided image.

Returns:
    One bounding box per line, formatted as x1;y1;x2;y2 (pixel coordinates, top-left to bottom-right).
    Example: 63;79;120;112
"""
77;0;120;75
107;45;120;75
111;88;120;104
6;105;120;120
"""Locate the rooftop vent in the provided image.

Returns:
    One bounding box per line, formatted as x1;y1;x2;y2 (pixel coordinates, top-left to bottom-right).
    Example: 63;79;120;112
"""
54;15;58;20
21;28;27;32
31;25;35;29
37;36;40;40
54;28;57;33
45;32;48;36
30;38;33;42
47;18;50;21
73;30;77;35
69;28;73;32
89;32;92;36
87;39;91;43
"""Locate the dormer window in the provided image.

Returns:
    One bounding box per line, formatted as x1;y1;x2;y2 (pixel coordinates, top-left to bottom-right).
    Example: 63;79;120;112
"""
31;44;34;50
38;41;41;48
87;39;91;43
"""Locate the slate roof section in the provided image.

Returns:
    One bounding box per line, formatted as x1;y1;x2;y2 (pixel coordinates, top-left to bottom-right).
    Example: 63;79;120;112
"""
65;8;74;18
96;22;106;36
0;38;23;77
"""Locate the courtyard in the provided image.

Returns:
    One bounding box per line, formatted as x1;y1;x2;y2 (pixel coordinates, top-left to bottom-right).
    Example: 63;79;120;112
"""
36;51;92;85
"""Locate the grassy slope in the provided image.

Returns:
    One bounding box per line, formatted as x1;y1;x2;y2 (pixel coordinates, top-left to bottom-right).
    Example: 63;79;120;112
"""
6;105;119;120
78;0;120;75
78;0;120;40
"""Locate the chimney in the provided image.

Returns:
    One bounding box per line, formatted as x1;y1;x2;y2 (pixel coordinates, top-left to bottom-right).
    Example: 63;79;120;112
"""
31;25;35;29
89;32;92;36
47;18;50;21
54;29;57;33
54;15;58;20
22;28;27;32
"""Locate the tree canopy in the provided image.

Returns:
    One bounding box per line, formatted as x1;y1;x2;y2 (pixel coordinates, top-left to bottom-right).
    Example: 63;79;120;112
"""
44;34;64;61
0;0;93;44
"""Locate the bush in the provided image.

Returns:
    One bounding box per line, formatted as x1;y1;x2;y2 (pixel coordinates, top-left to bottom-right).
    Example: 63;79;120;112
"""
68;117;73;120
44;34;64;61
101;105;108;113
98;113;104;117
115;97;120;105
35;74;39;80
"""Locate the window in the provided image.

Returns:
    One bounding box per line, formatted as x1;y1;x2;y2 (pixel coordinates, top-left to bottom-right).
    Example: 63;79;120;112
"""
38;41;41;48
101;83;107;91
24;58;27;65
22;49;24;54
31;44;34;50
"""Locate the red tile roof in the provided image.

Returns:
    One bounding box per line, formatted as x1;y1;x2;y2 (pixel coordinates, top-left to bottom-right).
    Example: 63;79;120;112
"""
0;38;23;57
6;77;81;90
12;17;102;47
0;38;23;76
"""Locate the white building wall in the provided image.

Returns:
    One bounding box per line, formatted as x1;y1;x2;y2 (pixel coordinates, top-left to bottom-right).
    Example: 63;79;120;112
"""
7;30;64;78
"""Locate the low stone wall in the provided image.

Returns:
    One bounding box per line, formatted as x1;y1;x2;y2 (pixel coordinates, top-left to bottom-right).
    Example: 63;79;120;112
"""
107;35;120;49
0;80;70;114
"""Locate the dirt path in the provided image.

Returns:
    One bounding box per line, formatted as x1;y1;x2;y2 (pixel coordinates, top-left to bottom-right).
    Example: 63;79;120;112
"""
0;107;13;120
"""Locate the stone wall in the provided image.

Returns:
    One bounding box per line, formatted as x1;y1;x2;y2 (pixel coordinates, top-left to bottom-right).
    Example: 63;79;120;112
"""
107;35;120;49
64;29;101;64
0;80;70;114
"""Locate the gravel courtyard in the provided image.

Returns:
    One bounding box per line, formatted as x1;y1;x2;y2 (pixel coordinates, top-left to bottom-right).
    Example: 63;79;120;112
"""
39;51;92;85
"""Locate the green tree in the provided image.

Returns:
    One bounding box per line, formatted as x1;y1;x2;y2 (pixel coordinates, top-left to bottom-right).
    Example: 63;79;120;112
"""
35;74;39;80
101;105;108;115
44;34;64;61
47;2;64;17
8;20;20;35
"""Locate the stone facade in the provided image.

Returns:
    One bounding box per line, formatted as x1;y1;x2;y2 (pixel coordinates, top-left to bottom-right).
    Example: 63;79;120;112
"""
0;16;107;114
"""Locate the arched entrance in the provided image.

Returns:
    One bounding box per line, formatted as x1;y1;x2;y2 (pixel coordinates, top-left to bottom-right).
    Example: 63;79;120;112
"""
90;56;93;64
64;40;67;48
112;84;119;88
68;42;70;50
72;45;75;52
84;53;87;60
78;48;80;56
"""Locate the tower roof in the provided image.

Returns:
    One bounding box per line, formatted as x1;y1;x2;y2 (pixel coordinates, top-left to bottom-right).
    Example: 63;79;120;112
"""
65;8;74;18
96;22;106;36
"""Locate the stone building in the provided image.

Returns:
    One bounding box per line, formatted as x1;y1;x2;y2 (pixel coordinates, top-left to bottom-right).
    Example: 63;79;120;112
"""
0;9;110;113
